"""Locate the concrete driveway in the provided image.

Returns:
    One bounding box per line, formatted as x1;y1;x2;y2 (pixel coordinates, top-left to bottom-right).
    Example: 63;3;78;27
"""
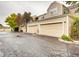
0;32;79;57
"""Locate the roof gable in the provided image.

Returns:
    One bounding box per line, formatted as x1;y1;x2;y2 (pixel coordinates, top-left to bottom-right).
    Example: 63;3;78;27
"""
47;1;61;12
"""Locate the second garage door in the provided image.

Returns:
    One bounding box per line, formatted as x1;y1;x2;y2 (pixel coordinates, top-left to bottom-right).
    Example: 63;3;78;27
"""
27;25;38;34
40;22;63;37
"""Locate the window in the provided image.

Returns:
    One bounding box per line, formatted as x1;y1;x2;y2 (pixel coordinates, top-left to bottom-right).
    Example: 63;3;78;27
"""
49;8;57;15
35;17;38;21
63;7;69;14
42;16;44;19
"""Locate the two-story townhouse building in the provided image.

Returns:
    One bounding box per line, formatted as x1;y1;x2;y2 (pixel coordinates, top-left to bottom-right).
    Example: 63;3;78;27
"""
26;1;78;37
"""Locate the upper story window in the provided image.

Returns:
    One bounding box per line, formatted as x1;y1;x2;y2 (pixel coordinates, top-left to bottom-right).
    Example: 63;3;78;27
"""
49;8;57;15
35;17;38;21
63;7;69;14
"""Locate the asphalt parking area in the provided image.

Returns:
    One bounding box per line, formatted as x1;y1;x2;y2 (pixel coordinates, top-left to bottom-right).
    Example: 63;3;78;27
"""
0;32;79;57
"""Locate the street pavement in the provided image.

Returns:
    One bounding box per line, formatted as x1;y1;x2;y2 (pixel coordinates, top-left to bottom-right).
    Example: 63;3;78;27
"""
0;32;79;57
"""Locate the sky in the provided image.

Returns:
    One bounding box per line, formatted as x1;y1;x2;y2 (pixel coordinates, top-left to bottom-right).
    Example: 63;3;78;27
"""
0;1;66;26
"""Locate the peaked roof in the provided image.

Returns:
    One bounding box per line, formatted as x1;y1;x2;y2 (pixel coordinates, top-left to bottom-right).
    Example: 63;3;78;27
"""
47;1;61;11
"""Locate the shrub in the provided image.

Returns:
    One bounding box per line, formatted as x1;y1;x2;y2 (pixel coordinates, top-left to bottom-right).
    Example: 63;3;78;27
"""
61;35;72;41
69;15;79;40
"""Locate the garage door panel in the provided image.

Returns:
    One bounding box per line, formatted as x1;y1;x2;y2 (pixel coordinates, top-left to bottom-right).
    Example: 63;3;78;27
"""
40;23;62;37
27;25;37;33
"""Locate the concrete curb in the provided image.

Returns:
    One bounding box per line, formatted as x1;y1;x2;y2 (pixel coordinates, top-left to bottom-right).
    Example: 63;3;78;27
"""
59;38;79;45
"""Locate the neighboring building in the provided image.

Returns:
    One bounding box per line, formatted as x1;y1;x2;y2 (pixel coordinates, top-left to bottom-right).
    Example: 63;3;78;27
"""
0;26;11;32
26;1;78;37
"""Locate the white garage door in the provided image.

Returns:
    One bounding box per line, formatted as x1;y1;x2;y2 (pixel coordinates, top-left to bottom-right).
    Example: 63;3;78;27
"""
27;25;38;34
40;22;63;37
